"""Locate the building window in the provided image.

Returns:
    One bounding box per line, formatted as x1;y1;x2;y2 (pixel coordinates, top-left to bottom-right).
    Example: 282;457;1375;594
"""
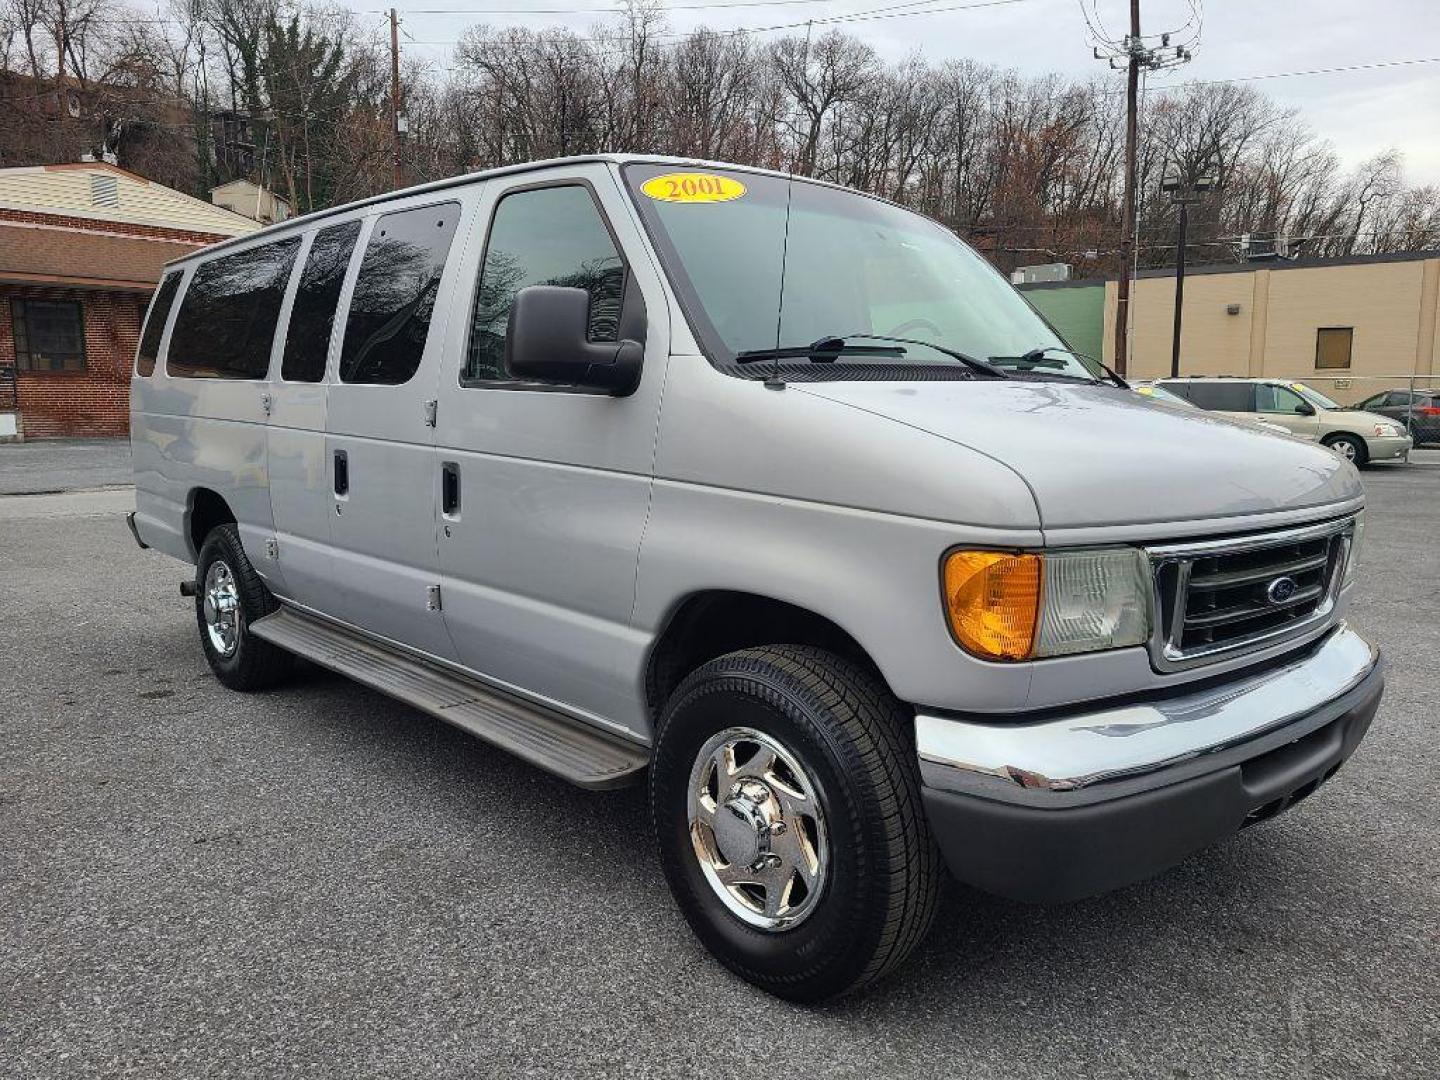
11;299;86;372
1315;327;1353;370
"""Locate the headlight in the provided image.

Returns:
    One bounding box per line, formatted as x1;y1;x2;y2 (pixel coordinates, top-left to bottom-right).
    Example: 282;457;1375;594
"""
1343;512;1366;587
1374;423;1402;437
942;547;1151;661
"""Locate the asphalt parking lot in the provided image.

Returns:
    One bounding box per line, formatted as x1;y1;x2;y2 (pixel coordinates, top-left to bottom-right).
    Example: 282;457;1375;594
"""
3;451;1438;1079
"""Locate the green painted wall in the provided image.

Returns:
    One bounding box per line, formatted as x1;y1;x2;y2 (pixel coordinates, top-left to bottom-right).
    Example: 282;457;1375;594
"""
1019;284;1106;361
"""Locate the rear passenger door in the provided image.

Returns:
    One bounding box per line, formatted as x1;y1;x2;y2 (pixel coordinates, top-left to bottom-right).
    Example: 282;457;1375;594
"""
431;167;669;736
266;219;362;609
324;199;468;660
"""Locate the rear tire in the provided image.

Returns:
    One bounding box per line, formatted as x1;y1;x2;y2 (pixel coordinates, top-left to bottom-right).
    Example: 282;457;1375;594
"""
194;524;292;691
650;646;940;1002
1323;433;1368;466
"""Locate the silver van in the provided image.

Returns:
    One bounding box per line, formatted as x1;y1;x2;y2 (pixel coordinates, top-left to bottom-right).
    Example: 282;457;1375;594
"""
128;156;1384;1001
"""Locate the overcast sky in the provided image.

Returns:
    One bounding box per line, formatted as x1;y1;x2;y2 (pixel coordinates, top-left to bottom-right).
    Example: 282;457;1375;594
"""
357;0;1440;185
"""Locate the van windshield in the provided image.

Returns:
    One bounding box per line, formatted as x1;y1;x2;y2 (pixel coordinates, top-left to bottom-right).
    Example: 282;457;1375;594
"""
1292;383;1341;410
623;165;1068;379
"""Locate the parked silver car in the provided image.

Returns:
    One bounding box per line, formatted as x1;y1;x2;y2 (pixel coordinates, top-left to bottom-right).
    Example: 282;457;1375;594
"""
128;156;1384;1001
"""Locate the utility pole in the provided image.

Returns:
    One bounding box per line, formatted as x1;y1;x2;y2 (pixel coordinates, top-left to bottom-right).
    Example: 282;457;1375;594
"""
55;0;67;96
1112;0;1141;377
389;8;403;191
1169;196;1187;377
1090;3;1196;377
1161;162;1217;378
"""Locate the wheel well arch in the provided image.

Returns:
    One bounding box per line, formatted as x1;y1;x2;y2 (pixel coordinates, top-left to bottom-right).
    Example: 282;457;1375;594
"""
1320;430;1369;460
186;487;236;559
644;590;890;721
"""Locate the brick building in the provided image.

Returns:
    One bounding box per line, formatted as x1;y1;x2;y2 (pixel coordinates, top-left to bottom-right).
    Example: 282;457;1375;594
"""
0;163;257;439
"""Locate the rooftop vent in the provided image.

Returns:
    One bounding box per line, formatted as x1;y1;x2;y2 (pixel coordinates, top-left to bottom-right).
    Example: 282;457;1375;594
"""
89;174;119;209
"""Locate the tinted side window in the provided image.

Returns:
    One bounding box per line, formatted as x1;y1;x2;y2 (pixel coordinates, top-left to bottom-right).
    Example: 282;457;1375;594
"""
282;221;361;382
136;272;182;376
168;239;302;379
465;185;624;383
1186;382;1255;411
339;203;459;385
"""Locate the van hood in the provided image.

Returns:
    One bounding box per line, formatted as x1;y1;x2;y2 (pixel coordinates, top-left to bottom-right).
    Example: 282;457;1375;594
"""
793;379;1362;529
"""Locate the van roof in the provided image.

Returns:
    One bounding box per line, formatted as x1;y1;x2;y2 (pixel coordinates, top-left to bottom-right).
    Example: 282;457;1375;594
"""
161;154;841;269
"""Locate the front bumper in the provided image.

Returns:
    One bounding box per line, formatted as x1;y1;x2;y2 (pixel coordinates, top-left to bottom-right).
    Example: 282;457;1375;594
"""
915;625;1382;903
1365;433;1412;460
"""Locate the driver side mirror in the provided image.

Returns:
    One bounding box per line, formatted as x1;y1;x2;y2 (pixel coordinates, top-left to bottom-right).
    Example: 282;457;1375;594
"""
1295;400;1316;416
506;285;643;396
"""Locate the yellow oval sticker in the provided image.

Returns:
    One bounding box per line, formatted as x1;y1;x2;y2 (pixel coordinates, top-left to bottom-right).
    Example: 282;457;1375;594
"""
641;172;746;204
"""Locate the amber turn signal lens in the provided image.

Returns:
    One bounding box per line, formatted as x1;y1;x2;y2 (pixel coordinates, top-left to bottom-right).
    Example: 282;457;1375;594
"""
942;550;1042;661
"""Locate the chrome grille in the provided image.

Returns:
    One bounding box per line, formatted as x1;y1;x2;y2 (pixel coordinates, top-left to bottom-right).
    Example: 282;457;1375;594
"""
1146;517;1355;671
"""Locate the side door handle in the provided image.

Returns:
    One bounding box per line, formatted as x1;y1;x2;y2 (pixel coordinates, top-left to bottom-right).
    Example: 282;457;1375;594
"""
334;449;349;496
441;461;460;518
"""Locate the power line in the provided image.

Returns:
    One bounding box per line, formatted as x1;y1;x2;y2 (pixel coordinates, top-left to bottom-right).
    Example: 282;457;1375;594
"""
377;0;945;12
405;0;1034;46
1167;55;1440;88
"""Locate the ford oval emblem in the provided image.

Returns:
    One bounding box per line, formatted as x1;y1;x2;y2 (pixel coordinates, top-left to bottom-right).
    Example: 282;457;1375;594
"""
1266;576;1299;605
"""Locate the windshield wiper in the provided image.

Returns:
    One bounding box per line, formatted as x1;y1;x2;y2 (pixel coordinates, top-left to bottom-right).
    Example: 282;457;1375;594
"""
735;338;908;365
991;346;1128;387
751;333;1010;380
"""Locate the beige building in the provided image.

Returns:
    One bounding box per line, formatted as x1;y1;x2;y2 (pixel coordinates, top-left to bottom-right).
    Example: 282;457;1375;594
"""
0;162;256;438
1097;251;1440;399
209;179;293;225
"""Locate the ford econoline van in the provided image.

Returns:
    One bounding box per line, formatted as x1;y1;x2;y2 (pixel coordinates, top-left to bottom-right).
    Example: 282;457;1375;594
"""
128;156;1384;1002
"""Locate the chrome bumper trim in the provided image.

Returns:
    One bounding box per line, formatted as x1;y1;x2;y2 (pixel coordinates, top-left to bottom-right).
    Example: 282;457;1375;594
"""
917;624;1378;798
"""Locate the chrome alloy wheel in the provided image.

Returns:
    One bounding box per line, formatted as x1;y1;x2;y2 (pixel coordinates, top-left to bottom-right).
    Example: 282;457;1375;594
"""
688;727;829;931
202;559;241;658
1333;439;1358;461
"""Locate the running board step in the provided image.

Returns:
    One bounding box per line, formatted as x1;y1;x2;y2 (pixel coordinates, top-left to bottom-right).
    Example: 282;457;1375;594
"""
250;606;648;790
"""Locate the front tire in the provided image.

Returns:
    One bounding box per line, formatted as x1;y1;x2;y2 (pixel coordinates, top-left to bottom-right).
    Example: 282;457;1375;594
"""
650;646;940;1002
1324;432;1368;466
194;524;292;691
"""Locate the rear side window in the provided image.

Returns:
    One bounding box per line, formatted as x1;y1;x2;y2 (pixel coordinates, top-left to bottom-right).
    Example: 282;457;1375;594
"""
465;185;624;384
282;221;361;382
168;238;302;379
136;272;182;376
340;203;459;385
1185;382;1255;411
